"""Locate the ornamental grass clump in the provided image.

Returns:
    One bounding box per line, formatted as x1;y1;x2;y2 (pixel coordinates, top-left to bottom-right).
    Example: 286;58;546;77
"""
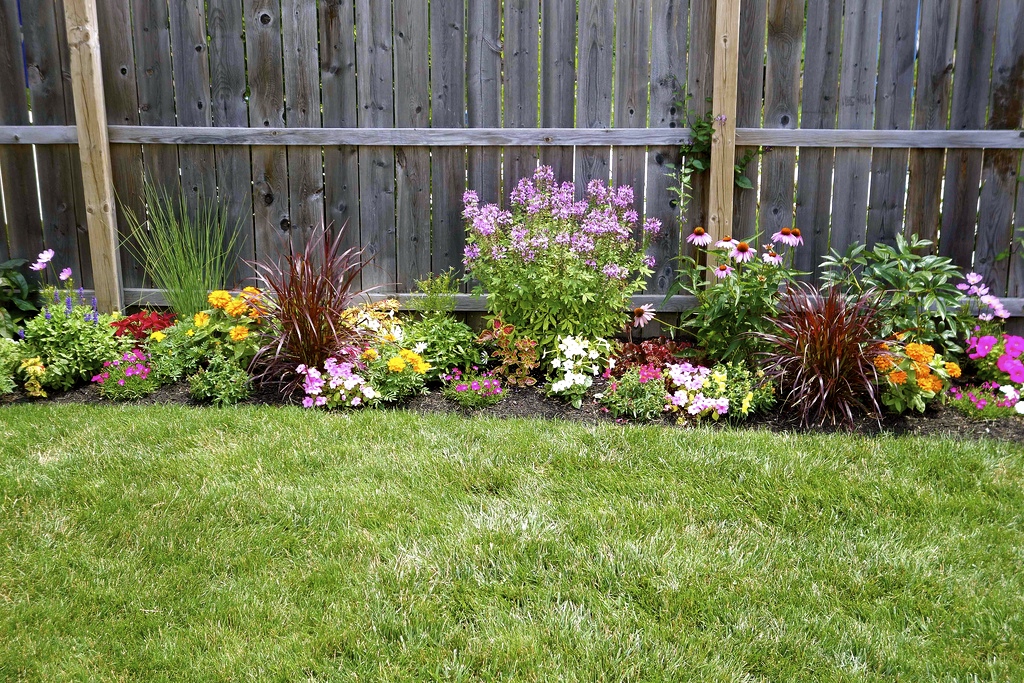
463;166;659;349
758;284;886;430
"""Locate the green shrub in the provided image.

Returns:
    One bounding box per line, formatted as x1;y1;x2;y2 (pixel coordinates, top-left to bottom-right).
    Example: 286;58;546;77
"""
189;352;252;406
404;315;483;381
597;366;666;421
0;337;20;394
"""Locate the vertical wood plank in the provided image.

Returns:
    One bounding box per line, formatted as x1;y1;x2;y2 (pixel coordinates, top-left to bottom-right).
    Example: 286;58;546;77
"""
355;0;396;289
243;0;289;265
64;0;123;311
0;0;43;261
757;0;802;243
208;0;255;286
829;0;882;255
793;0;843;277
21;0;83;277
504;0;539;186
706;0;741;244
683;0;715;236
320;0;361;257
540;1;576;179
131;0;178;195
973;2;1024;295
940;0;1000;269
394;0;431;288
1010;152;1024;299
430;0;466;274
646;0;689;293
612;0;651;219
575;0;614;194
282;0;324;251
865;0;917;248
168;0;216;212
467;1;502;204
905;0;959;248
732;0;766;240
94;0;145;288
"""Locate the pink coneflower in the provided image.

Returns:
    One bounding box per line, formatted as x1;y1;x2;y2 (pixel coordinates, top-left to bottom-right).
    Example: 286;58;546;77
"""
713;263;734;279
772;227;803;247
762;248;783;265
632;304;655;328
730;241;754;263
715;235;737;249
686;226;712;247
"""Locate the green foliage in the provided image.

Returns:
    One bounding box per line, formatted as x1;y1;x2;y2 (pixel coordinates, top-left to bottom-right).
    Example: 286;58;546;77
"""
597;367;666;421
476;318;540;387
403;315;483;381
94;349;158;401
147;306;260;387
188;352;252;406
441;369;505;409
0;259;40;339
364;345;430;403
123;183;240;317
672;239;801;364
0;337;20;394
820;234;969;353
408;268;459;317
22;294;130;392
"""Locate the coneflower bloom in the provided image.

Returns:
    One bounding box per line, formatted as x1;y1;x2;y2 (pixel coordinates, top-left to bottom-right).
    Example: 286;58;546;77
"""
686;226;712;246
762;248;783;265
730;241;754;263
713;263;734;279
771;227;801;247
632;303;655;328
715;235;737;249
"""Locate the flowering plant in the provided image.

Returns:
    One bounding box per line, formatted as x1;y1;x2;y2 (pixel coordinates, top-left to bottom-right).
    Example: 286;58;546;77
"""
545;336;609;408
0;257;41;339
947;383;1024;419
966;332;1024;385
92;349;157;400
665;361;774;422
188;351;252;406
596;364;667;421
297;353;379;408
463;166;658;348
110;311;176;341
476;318;540;387
441;367;505;409
673;229;802;363
609;338;691;377
875;341;958;414
363;345;431;403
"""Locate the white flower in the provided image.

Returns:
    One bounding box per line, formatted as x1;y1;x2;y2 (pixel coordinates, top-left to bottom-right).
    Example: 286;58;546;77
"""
588;350;599;360
413;342;428;355
563;359;574;370
551;358;562;368
1016;401;1024;415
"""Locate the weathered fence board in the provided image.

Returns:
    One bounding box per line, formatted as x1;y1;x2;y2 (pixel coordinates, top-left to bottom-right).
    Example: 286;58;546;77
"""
574;0;614;192
612;0;650;220
682;0;715;239
540;2;576;179
732;0;765;240
504;0;540;187
467;1;502;206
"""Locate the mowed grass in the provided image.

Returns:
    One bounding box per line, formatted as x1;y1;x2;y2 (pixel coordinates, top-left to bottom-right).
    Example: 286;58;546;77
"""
0;405;1022;681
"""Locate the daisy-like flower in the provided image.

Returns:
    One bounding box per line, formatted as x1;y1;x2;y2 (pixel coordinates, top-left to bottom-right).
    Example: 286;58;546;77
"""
730;241;754;263
632;304;655;328
686;226;712;247
772;227;803;247
59;268;72;281
715;235;737;249
29;249;55;271
762;247;783;265
713;263;734;279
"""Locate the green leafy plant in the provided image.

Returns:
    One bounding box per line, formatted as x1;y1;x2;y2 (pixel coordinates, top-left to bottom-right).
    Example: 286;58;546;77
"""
670;232;802;364
441;367;505;409
123;182;240;317
464;166;657;350
404;315;483;382
189;352;252;406
0;337;20;394
597;365;666;421
0;259;40;338
820;234;969;353
408;268;459;317
363;345;431;403
875;341;956;414
476;318;540;387
92;349;158;401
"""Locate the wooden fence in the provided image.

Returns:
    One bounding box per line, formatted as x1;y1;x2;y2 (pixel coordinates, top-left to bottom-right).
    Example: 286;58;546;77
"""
0;0;1022;320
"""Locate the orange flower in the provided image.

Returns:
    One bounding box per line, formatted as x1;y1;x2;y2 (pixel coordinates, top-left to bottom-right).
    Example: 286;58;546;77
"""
873;354;896;372
224;298;249;318
917;374;943;393
912;360;931;377
229;325;249;342
905;342;935;363
207;290;232;309
889;370;908;386
945;362;961;378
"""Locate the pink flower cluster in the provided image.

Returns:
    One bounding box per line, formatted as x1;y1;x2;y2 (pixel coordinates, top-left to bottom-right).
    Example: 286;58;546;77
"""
686;228;799;278
637;363;663;384
92;349;151;387
664;362;730;417
958;273;1011;321
967;333;1024;384
948;382;1021;411
443;367;503;397
297;356;377;408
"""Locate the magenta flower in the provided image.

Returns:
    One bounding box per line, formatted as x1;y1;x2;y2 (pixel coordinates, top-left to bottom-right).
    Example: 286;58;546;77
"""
686;227;712;247
730;242;754;263
762;249;783;266
29;249;55;271
969;335;998;359
1005;335;1024;358
715;237;737;249
713;264;734;279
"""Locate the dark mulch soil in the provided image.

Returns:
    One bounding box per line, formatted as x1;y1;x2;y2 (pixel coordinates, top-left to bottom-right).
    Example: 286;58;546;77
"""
5;378;1023;444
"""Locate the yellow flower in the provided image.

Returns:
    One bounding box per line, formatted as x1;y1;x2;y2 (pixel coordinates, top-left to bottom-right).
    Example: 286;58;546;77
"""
387;356;407;372
741;392;753;416
945;362;961;378
186;329;195;337
229;325;249;342
208;290;232;309
150;330;167;343
912;360;931;377
905;342;935;363
362;348;379;361
399;349;421;363
412;360;431;375
889;370;908;385
193;312;210;328
242;286;261;296
224;298;249;318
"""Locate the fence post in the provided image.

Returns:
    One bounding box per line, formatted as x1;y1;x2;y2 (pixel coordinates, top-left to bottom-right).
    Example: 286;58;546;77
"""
707;0;742;244
63;0;123;312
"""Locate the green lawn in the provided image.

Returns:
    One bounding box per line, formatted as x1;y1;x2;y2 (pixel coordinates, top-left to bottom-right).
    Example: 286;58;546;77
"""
0;405;1021;681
